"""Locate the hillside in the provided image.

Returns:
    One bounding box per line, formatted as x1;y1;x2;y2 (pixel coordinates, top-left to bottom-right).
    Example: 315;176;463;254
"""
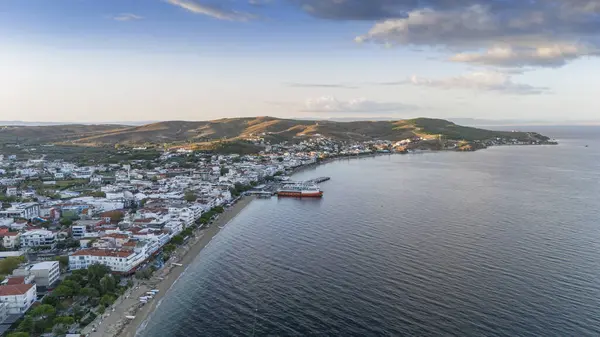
0;117;550;146
0;124;128;144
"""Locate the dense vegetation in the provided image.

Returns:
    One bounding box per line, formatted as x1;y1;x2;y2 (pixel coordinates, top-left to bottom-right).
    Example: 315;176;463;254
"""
11;264;124;336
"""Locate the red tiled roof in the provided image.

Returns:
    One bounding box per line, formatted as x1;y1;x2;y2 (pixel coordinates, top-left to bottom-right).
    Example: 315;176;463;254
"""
104;233;129;239
0;284;33;296
2;232;20;237
6;276;26;285
71;249;133;258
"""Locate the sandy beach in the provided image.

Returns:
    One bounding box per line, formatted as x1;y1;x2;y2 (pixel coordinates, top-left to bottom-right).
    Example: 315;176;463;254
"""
84;196;255;337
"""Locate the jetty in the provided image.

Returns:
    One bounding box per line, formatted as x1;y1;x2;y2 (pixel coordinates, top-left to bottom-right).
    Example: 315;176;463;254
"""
307;177;330;184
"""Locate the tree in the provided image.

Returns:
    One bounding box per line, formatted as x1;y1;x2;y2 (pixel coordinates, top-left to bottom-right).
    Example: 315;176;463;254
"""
99;274;116;294
8;332;30;337
42;295;59;306
61;280;81;295
53;316;74;326
52;285;74;298
163;244;177;254
53;256;69;271
0;256;25;275
182;228;194;237
31;304;56;319
184;191;197;202
64;273;85;287
16;316;34;335
171;235;184;245
72;269;88;277
100;294;116;307
52;324;68;336
220;167;229;176
87;263;111;287
80;287;100;299
59;218;73;227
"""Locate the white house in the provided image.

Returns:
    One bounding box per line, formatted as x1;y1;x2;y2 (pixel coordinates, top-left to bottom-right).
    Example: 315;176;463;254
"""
5;187;17;197
0;203;40;220
69;248;145;273
1;232;20;249
0;283;37;314
13;262;60;288
71;225;87;240
20;230;57;248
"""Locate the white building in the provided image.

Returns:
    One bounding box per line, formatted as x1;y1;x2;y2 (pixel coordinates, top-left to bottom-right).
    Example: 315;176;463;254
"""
69;248;145;273
1;232;20;249
0;203;40;220
0;283;37;314
20;230;57;248
13;262;60;288
0;302;8;324
5;187;17;197
71;225;87;240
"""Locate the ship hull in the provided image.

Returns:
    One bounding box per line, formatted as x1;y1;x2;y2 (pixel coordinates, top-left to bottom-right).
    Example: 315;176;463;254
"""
277;191;323;198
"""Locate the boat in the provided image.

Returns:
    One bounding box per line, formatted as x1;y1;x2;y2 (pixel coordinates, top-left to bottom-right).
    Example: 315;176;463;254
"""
277;183;323;198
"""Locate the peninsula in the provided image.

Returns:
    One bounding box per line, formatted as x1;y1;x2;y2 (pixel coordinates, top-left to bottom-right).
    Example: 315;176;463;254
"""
0;117;555;161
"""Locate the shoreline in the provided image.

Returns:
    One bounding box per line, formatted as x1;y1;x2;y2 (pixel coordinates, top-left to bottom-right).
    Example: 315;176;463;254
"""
290;152;395;175
91;196;256;337
89;145;550;337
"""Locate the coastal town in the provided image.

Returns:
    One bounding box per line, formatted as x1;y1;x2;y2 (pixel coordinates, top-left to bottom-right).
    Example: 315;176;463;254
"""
0;133;554;337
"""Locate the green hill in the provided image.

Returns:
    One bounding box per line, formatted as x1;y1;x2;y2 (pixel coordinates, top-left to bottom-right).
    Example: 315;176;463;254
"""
0;117;550;146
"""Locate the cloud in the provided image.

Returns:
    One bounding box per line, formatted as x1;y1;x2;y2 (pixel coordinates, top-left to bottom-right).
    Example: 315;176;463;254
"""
286;82;359;89
450;44;600;68
406;71;548;95
303;96;417;113
294;0;411;20
112;13;143;21
249;0;273;6
167;0;256;21
352;1;600;67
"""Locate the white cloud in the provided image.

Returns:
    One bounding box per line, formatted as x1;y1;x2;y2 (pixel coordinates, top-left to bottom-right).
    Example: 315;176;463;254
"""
450;44;600;68
355;3;600;68
166;0;256;21
407;71;548;95
112;13;143;21
303;96;416;113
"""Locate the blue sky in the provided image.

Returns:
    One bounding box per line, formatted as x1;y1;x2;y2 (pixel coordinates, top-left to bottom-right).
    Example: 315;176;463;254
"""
1;0;599;122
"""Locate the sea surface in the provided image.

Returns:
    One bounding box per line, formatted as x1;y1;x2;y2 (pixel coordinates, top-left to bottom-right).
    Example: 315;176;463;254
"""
140;126;600;337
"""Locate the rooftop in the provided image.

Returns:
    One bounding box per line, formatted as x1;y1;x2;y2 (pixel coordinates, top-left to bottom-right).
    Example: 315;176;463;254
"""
30;261;58;270
71;249;133;258
6;276;26;285
0;284;34;296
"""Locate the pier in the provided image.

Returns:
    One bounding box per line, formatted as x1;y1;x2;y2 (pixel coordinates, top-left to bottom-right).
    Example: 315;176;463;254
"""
307;177;330;184
280;177;331;185
245;191;275;197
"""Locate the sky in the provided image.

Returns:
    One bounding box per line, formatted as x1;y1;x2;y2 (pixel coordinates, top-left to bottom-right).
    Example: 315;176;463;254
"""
1;0;600;123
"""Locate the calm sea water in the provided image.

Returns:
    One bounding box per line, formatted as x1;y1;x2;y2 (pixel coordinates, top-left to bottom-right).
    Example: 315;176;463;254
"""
140;126;600;337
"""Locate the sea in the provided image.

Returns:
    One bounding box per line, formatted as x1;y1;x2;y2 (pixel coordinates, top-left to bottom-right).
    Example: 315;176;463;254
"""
139;126;600;337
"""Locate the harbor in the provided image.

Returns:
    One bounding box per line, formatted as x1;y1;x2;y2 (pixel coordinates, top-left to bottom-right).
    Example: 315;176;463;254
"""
245;176;330;198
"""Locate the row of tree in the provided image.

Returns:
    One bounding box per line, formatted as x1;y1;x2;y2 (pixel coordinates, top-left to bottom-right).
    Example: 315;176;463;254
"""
11;264;123;336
